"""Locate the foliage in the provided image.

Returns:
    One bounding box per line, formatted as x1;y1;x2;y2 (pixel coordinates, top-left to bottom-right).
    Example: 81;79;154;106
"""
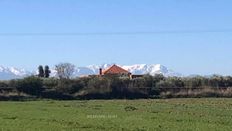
86;77;112;94
56;79;85;94
44;65;51;78
42;77;59;88
2;74;232;99
38;65;44;77
55;63;75;79
156;77;184;88
15;76;43;96
0;81;9;88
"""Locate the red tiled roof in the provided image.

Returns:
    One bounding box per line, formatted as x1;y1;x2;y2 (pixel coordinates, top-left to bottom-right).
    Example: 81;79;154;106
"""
102;64;130;75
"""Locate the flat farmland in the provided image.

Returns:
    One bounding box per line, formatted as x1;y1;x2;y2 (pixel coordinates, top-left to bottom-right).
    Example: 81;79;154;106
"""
0;98;232;131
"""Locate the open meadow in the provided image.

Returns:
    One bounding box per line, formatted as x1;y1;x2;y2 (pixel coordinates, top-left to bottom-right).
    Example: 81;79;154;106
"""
0;98;232;131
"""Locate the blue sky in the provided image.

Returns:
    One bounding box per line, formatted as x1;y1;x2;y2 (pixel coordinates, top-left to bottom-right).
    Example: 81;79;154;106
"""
0;0;232;75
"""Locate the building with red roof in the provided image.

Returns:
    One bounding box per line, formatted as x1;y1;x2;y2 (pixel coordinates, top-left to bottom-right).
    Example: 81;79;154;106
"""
99;64;132;78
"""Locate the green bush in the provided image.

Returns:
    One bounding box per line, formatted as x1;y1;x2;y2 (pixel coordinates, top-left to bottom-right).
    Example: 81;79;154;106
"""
42;78;58;88
56;78;86;94
130;78;146;88
87;77;112;94
15;77;43;96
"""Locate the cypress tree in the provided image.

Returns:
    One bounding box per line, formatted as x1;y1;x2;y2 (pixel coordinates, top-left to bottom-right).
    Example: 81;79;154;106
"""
44;65;51;78
38;65;44;77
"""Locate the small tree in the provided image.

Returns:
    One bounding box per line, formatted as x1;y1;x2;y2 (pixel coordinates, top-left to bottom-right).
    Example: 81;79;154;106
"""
44;65;51;78
55;63;75;79
38;65;44;77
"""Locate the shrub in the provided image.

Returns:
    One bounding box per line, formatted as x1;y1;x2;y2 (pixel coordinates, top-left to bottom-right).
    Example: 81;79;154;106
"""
56;78;86;94
42;78;58;88
15;77;43;96
142;74;154;87
86;77;112;94
130;78;146;88
156;80;176;88
0;81;9;88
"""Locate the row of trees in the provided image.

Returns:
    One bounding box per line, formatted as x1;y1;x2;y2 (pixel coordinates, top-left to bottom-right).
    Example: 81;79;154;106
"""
125;74;232;88
1;74;232;99
38;65;51;78
38;63;75;79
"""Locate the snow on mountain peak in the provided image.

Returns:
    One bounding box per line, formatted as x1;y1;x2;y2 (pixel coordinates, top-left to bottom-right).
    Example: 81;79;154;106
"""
122;64;170;76
0;66;5;72
0;65;31;80
8;67;29;76
0;64;181;80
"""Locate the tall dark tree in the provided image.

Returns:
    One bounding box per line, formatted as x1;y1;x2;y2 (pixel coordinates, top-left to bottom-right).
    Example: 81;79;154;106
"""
38;65;44;77
44;65;51;78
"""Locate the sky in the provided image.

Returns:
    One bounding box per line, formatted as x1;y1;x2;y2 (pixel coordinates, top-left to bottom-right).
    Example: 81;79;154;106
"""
0;0;232;75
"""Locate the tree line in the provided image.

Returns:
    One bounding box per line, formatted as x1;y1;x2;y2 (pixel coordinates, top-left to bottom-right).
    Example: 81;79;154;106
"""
1;73;232;99
38;63;75;79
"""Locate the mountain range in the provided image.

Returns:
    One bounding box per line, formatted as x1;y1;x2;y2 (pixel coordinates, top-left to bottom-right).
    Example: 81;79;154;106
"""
0;64;181;80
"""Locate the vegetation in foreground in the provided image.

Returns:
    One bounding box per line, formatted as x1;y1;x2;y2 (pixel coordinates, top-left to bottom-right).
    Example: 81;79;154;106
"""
1;74;232;100
0;98;232;131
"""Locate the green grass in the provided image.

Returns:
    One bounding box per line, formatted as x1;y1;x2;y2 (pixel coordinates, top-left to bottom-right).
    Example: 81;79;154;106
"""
0;98;232;131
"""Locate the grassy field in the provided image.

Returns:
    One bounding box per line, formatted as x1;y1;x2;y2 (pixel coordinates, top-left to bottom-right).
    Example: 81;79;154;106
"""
0;98;232;131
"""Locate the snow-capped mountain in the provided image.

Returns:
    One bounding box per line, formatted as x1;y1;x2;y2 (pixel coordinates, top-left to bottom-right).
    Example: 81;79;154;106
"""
50;64;113;77
0;64;181;80
122;64;181;77
51;64;181;77
0;66;32;80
